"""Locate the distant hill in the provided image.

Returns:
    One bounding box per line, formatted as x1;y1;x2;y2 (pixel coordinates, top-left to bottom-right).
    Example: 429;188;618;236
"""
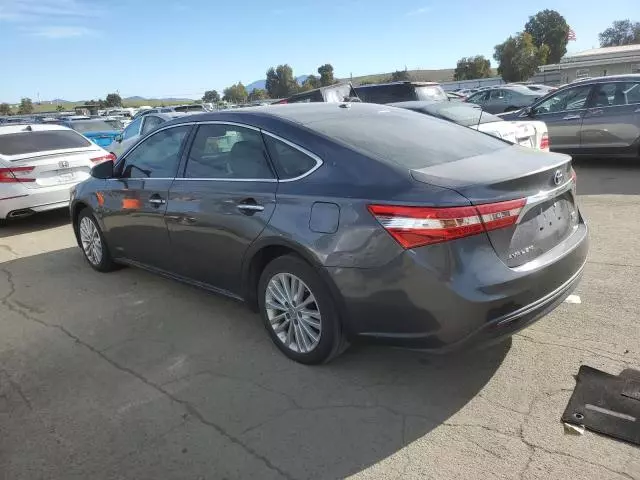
246;75;309;92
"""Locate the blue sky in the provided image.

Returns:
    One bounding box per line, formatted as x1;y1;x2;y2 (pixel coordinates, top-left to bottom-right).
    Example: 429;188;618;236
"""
0;0;637;103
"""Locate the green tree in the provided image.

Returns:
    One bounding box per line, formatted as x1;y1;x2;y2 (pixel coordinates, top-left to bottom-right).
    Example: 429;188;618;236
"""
248;88;268;102
18;97;34;114
599;20;640;47
390;69;411;82
0;103;11;115
265;64;298;98
453;56;492;80
317;64;335;86
223;82;248;103
104;93;122;107
202;90;220;103
299;74;320;92
494;32;549;82
524;9;570;64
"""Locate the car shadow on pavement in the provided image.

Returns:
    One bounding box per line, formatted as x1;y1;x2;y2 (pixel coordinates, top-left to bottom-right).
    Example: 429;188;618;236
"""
0;209;71;239
0;247;510;480
574;157;640;196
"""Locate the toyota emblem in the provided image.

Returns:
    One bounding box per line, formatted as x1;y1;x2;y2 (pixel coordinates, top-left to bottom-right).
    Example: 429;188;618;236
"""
59;160;70;168
553;169;564;186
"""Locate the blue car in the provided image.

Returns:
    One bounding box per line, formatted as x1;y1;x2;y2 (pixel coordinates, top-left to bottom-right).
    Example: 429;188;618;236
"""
61;118;123;148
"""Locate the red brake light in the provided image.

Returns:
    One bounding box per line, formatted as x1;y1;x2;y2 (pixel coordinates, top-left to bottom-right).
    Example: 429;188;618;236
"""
540;132;550;150
0;166;35;183
91;153;116;164
368;198;526;249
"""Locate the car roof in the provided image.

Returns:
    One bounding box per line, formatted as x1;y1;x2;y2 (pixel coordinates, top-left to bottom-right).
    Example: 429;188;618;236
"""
355;81;440;88
0;123;72;135
165;102;425;131
570;74;640;84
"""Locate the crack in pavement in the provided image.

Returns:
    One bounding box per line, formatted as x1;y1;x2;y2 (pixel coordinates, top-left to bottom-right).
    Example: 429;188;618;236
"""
586;260;640;269
0;268;296;480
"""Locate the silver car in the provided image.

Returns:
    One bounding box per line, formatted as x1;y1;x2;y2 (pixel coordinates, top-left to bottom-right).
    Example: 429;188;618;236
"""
466;85;541;113
502;75;640;157
107;112;185;158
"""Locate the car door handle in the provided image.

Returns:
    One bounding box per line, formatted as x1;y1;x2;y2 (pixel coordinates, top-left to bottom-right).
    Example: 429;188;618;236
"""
148;196;166;207
563;114;582;120
237;204;264;212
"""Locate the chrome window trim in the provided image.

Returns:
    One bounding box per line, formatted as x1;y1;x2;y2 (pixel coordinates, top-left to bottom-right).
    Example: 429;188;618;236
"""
261;130;324;182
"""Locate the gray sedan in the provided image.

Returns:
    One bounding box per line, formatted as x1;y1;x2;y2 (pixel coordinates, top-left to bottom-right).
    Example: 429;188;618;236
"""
501;75;640;158
466;85;541;113
70;103;588;364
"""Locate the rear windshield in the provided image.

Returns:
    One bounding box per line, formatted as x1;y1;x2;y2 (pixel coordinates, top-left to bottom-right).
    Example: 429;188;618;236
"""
70;120;117;133
415;85;448;102
174;105;204;112
0;130;91;156
424;104;503;126
309;107;509;168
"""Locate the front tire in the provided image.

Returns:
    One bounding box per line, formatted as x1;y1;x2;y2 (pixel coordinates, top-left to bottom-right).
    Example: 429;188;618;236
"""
77;208;117;272
258;255;347;364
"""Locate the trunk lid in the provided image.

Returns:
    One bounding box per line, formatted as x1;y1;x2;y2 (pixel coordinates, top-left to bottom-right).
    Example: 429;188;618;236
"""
411;146;579;267
7;150;99;189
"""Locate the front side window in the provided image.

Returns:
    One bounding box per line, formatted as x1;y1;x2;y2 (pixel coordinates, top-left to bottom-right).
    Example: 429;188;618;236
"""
468;91;490;103
489;89;504;100
264;135;318;179
122;117;143;140
120;126;190;178
533;85;592;114
184;124;273;179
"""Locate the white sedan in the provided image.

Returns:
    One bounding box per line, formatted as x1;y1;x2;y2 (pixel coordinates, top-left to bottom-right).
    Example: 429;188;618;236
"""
0;124;114;221
390;101;550;151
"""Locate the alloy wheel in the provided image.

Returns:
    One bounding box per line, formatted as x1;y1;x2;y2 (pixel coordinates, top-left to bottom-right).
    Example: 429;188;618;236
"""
265;273;322;353
79;216;103;266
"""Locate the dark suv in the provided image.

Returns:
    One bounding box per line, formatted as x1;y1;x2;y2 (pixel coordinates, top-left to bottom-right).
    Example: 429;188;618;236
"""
354;81;448;104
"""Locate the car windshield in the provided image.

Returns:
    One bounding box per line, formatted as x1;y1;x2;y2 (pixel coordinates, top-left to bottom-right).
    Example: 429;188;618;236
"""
424;104;504;126
0;130;91;156
309;106;509;168
415;85;448;102
104;119;124;130
70;120;117;133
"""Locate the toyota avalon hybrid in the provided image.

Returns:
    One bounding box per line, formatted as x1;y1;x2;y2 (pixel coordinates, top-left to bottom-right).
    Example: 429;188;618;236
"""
70;103;588;364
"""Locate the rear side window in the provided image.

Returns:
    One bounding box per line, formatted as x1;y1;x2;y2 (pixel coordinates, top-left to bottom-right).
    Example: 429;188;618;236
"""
264;135;318;179
0;130;91;156
309;107;509;168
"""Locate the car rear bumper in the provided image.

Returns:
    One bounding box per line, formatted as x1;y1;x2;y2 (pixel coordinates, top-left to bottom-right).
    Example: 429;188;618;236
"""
0;183;76;219
327;222;589;351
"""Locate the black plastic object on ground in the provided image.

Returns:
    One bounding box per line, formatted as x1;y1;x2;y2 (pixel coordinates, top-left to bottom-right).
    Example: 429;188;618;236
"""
562;365;640;445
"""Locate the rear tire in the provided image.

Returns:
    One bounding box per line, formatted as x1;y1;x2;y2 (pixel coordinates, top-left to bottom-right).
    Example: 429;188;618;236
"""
77;208;117;272
258;254;348;364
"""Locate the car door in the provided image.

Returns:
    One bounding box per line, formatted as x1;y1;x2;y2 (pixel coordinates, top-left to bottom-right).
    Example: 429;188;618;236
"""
580;80;640;154
165;122;277;295
100;124;193;270
525;84;593;152
466;90;490;110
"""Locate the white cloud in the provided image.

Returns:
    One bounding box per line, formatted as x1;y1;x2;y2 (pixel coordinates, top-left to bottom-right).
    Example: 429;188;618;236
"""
0;0;99;22
407;6;431;16
30;26;96;38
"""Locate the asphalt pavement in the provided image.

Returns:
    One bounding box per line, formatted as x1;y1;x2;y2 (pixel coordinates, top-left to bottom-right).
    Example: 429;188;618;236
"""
0;158;639;480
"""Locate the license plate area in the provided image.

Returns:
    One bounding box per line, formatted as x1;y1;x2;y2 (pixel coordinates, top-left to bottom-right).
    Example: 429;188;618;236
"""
55;169;77;183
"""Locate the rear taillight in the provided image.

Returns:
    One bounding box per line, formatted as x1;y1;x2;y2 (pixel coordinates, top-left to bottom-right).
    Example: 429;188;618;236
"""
540;132;550;150
368;198;526;249
91;153;116;164
0;166;36;183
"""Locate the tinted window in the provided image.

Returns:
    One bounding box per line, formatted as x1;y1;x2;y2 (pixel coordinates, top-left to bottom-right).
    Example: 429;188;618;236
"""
184;124;273;179
309;106;509;168
141;116;163;134
120;126;190;178
355;84;415;104
534;85;591;113
414;85;448;102
264;135;318;179
468;91;490;103
70;120;117;133
0;130;91;156
590;82;640;106
122;117;143;140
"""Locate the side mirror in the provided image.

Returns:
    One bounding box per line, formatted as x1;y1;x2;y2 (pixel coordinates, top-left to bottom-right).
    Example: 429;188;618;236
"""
90;159;114;179
115;134;123;143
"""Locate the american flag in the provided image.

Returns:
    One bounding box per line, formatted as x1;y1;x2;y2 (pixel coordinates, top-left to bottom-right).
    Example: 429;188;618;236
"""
568;28;576;41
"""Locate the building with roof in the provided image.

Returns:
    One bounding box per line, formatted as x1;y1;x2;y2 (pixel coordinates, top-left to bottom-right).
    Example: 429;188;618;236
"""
534;44;640;85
